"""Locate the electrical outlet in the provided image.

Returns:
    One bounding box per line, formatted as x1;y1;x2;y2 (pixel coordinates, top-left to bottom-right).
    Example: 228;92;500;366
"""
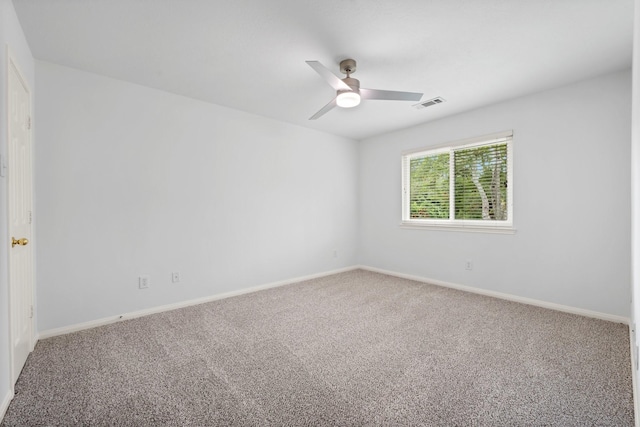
138;275;150;289
171;271;181;283
333;250;338;258
465;260;473;270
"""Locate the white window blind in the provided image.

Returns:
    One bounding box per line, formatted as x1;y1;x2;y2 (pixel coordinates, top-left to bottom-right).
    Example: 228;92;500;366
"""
408;149;450;219
402;131;513;232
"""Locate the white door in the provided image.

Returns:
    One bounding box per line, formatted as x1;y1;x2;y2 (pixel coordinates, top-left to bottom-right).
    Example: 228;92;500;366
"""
8;54;33;384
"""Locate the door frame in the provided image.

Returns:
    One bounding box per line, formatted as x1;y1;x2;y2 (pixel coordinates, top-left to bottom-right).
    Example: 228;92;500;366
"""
6;45;35;390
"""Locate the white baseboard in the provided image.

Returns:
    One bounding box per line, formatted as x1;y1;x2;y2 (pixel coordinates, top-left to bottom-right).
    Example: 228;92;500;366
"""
359;265;630;324
629;326;639;427
0;389;13;423
38;265;359;339
36;263;630;337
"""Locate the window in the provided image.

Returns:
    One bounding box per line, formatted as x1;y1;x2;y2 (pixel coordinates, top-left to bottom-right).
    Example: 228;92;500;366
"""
402;131;513;233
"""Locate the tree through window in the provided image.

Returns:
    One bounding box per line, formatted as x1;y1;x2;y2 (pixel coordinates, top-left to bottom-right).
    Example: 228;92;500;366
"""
402;132;513;229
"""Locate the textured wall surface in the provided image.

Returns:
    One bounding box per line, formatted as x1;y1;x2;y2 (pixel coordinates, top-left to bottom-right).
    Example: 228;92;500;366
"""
35;62;359;331
359;70;632;317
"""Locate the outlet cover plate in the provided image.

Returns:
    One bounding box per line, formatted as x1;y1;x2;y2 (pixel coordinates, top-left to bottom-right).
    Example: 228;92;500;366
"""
138;275;150;289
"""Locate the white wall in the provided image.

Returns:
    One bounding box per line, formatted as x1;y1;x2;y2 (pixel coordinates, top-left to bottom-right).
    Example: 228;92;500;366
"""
359;70;631;317
631;0;640;415
35;61;359;332
0;0;34;413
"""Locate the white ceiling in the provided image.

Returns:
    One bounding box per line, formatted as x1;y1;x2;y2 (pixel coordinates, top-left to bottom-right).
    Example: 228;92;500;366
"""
12;0;634;140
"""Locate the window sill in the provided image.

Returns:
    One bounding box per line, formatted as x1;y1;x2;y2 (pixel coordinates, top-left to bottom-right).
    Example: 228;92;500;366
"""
400;222;516;235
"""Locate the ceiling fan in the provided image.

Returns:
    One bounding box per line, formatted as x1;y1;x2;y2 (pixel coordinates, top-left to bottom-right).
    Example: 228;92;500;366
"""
306;58;423;120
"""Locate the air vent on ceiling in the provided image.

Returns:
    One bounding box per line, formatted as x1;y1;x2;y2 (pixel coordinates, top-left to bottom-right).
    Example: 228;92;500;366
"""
414;97;446;109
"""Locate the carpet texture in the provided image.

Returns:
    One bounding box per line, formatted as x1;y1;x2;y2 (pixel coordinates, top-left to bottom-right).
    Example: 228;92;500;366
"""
1;270;634;426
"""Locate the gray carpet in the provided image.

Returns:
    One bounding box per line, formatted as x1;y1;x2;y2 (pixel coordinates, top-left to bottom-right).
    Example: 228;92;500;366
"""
1;270;634;426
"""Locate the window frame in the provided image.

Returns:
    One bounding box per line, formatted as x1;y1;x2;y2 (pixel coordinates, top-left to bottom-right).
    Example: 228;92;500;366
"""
401;130;514;234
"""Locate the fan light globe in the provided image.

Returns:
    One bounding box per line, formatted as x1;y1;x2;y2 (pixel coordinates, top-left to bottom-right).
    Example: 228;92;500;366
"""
336;91;361;108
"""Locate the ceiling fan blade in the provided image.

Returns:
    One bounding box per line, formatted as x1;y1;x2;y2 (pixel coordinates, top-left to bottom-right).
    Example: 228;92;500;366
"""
309;97;337;120
360;88;423;102
306;61;351;91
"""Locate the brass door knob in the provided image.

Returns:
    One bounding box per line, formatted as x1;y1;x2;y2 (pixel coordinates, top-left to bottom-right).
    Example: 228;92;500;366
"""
11;237;28;248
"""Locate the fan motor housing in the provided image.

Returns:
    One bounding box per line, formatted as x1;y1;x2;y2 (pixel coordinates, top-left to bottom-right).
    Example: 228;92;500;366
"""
341;77;360;91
